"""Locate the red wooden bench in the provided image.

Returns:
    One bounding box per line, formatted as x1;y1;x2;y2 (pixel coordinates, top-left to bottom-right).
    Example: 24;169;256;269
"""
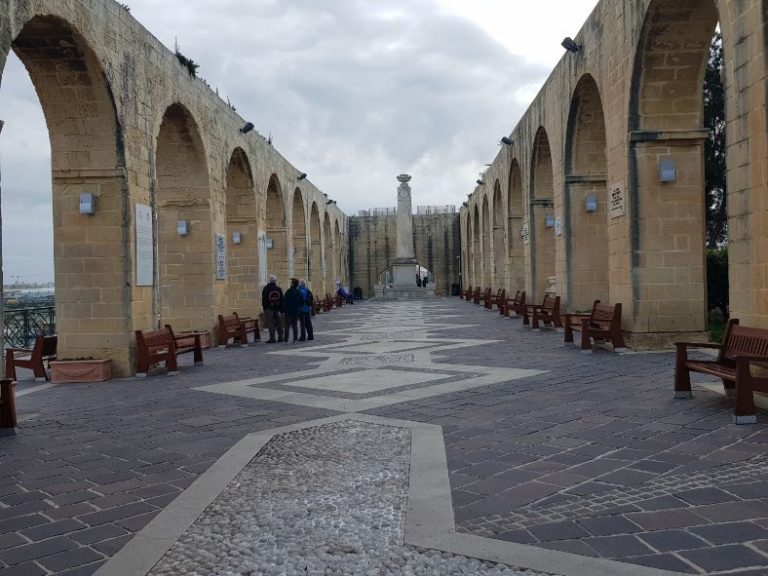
312;295;323;316
335;294;343;308
476;287;490;306
564;301;626;353
135;326;204;377
504;290;526;318
485;288;504;310
460;285;472;300
471;287;482;304
324;294;334;312
217;313;260;347
524;294;562;330
4;335;57;382
0;378;17;432
675;319;768;424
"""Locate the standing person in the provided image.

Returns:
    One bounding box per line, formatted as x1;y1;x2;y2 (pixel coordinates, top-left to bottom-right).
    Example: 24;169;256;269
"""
298;279;314;341
283;278;302;343
261;275;284;343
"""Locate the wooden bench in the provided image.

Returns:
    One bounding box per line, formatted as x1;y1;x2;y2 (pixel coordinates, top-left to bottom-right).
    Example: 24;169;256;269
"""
675;319;768;424
475;287;490;306
503;291;526;318
460;285;472;300
485;288;504;310
218;313;260;347
0;378;17;432
470;286;481;305
4;335;57;382
312;296;323;315
135;326;204;377
564;301;626;353
524;295;562;330
335;293;343;308
324;294;334;312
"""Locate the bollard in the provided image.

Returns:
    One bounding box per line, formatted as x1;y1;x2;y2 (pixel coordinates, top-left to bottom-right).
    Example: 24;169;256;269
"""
0;378;17;433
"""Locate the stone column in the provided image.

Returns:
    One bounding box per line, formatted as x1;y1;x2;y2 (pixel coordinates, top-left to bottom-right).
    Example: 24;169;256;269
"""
393;174;416;286
0;119;4;353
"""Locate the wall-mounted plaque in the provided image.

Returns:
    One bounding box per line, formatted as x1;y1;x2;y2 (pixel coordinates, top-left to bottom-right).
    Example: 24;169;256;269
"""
135;203;154;286
610;183;626;219
216;234;227;280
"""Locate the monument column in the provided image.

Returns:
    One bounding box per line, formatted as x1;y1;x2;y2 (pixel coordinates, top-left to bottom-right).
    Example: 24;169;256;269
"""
393;174;416;286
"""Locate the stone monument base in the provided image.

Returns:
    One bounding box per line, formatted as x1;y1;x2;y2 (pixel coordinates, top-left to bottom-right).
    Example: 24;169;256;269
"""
376;284;436;300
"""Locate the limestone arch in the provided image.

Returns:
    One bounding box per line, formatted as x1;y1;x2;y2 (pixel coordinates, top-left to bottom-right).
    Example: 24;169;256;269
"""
565;74;609;310
156;103;213;331
492;182;504;288
225;147;258;315
266;174;288;284
309;202;322;292
530;127;555;300
323;213;333;294
334;219;342;287
3;15;131;368
507;159;525;291
292;189;308;280
481;195;491;288
472;205;481;288
628;0;722;334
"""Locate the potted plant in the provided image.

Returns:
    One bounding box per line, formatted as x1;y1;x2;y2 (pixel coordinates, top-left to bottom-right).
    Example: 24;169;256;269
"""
50;358;112;383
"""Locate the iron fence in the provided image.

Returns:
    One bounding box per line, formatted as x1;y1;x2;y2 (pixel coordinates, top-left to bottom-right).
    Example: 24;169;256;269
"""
3;306;56;348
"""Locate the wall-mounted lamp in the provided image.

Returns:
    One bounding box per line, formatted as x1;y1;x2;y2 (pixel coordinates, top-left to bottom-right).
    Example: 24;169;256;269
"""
79;192;96;215
501;136;514;146
462;202;468;208
177;220;189;236
585;195;598;213
545;215;556;229
298;173;307;181
561;37;581;53
232;231;242;245
476;180;485;186
240;122;255;134
659;158;676;183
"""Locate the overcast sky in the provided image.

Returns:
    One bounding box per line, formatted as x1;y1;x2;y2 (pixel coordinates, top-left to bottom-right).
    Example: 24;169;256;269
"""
0;0;598;284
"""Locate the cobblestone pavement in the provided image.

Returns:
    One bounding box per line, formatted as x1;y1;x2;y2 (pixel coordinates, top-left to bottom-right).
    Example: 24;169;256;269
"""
1;299;768;575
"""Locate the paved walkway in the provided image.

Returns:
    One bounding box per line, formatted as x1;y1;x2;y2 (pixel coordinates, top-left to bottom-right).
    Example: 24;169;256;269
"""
1;299;768;575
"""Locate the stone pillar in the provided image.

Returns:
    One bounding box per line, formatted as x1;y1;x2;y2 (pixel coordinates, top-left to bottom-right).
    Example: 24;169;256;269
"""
0;119;4;353
393;174;417;286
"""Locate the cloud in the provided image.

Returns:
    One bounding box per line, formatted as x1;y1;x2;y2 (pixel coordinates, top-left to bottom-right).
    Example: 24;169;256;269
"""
0;0;590;282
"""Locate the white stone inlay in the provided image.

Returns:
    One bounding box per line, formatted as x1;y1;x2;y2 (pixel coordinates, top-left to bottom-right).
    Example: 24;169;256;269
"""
285;368;449;394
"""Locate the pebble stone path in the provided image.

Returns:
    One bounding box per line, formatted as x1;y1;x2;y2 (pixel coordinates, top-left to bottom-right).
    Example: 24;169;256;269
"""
147;420;545;576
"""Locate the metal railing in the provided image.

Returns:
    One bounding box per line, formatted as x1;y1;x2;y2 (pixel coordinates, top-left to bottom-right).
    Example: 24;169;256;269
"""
3;306;56;348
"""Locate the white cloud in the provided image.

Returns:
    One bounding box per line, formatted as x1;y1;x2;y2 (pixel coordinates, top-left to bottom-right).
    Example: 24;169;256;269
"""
0;0;598;283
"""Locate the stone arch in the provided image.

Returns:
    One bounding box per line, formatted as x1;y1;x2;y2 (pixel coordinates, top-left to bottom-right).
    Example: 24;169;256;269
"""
156;103;213;331
4;15;131;370
309;202;322;291
292;189;308;280
492;181;504;288
334;219;342;286
225;147;258;315
266;174;288;284
628;0;721;334
323;213;333;294
530;127;556;300
507;159;525;291
481;195;491;288
472;205;481;288
565;74;609;310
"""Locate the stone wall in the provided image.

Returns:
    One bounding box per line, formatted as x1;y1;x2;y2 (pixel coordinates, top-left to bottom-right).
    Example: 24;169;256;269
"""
460;0;767;345
0;0;349;375
349;213;460;298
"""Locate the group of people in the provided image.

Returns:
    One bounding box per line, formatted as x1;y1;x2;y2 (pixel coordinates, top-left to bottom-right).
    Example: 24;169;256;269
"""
261;275;315;343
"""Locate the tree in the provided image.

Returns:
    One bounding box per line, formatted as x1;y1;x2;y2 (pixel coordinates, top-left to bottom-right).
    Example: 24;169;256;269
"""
704;32;727;247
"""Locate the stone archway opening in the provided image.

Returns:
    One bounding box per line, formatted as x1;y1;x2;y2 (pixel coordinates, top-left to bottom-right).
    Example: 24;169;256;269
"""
265;175;288;285
323;213;332;294
472;206;480;287
565;74;609;311
308;202;321;292
225;148;257;315
507;159;525;291
156;103;213;332
531;127;555;300
481;195;491;288
629;0;722;336
2;15;131;369
492;182;504;288
334;219;342;287
292;189;307;280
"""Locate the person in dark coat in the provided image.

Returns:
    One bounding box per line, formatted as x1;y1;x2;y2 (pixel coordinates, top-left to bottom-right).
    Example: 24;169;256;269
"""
261;275;284;343
283;278;302;343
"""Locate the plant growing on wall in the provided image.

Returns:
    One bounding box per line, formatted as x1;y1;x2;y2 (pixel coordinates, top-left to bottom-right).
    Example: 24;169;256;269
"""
174;38;199;78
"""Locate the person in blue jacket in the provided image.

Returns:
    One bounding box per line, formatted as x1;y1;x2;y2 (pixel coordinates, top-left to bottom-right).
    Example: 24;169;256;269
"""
298;279;314;341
